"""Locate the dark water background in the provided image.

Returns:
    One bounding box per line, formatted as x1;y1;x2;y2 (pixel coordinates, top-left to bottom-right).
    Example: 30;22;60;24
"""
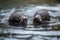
0;0;60;10
0;0;60;40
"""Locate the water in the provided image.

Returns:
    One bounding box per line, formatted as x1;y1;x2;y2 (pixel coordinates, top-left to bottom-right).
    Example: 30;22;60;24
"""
0;4;60;40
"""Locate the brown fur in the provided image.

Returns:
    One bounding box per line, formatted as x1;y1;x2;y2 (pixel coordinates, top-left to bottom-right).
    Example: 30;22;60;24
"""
8;11;27;27
33;9;50;25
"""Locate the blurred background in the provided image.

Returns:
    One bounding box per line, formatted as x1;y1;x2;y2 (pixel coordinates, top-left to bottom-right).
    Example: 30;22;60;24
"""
0;0;60;9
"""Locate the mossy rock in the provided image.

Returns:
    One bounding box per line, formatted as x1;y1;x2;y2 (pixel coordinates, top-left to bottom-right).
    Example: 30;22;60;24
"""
52;26;60;30
0;23;9;28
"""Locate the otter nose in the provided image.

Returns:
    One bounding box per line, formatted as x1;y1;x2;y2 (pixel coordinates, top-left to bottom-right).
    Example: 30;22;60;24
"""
35;15;42;22
34;18;38;20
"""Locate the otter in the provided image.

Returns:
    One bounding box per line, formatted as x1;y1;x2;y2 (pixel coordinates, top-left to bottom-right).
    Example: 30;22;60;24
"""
8;11;27;27
33;9;50;26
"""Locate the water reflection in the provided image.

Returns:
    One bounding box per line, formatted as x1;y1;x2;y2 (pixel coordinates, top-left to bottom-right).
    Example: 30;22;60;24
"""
0;27;60;40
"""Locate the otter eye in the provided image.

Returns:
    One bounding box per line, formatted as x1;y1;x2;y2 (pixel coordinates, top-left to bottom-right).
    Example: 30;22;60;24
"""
18;16;21;17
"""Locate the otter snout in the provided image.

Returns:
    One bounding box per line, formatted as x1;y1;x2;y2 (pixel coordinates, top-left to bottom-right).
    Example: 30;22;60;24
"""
34;15;42;22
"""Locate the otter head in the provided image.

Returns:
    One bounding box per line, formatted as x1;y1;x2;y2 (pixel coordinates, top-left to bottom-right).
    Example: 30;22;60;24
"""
35;15;42;21
33;9;50;25
8;11;27;26
33;14;42;24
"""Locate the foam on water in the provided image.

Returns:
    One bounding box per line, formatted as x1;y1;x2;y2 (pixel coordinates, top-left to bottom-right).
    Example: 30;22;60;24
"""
24;5;60;19
0;8;16;23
